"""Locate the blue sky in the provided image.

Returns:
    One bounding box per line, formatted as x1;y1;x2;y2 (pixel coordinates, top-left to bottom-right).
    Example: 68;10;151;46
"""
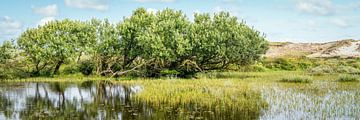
0;0;359;43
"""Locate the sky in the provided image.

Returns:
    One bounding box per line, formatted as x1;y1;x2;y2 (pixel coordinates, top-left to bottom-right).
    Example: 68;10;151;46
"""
0;0;359;43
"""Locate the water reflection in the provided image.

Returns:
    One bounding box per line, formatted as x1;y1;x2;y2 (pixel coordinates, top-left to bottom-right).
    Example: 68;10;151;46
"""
0;81;264;120
0;81;145;120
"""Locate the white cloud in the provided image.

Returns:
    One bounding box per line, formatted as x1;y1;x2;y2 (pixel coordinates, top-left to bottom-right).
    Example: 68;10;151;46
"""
37;17;55;26
32;4;58;16
330;19;349;28
64;0;108;11
0;16;22;36
134;0;174;3
296;0;334;15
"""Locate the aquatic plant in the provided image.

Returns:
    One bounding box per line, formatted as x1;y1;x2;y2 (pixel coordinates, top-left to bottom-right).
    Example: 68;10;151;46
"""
127;79;268;119
279;76;312;83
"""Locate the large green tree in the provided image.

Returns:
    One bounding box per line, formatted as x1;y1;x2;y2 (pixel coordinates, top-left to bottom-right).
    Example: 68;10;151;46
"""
18;19;96;75
0;41;16;64
14;8;268;78
117;8;155;70
90;18;120;74
189;12;268;71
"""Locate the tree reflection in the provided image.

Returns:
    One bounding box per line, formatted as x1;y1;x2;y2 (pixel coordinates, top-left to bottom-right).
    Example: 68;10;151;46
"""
0;81;262;120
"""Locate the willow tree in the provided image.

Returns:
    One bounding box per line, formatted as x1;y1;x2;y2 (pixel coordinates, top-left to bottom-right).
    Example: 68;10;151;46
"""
18;19;96;75
102;8;156;76
136;8;192;76
90;18;120;74
111;8;267;77
0;41;22;79
189;12;268;70
0;41;16;64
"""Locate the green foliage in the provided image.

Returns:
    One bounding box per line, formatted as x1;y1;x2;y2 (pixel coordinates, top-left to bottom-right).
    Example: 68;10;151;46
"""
279;76;312;83
0;41;16;64
238;63;268;72
307;64;360;75
160;69;180;78
335;65;360;74
190;12;268;70
297;59;314;70
78;60;95;76
17;19;96;76
0;41;30;79
62;65;79;75
113;8;267;77
264;58;297;71
8;8;268;79
307;65;334;75
91;19;120;74
337;75;359;82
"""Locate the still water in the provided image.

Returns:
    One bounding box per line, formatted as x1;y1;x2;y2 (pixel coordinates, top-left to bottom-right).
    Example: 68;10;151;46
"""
0;81;146;120
1;81;360;120
0;81;258;120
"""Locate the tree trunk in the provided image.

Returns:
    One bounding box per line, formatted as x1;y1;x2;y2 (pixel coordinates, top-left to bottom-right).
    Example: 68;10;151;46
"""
53;60;64;74
77;52;82;63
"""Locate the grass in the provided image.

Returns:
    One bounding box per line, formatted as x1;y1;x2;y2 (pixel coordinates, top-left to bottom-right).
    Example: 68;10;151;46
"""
337;75;359;82
279;75;312;83
2;71;360;119
117;78;268;119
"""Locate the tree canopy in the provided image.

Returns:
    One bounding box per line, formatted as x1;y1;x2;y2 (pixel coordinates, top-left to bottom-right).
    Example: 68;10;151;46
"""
4;7;268;79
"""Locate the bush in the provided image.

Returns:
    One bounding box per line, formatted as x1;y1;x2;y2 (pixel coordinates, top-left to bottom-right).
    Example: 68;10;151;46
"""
0;67;30;80
78;60;95;76
335;66;360;74
297;60;313;70
279;76;312;83
238;64;268;72
307;65;334;75
264;58;297;71
160;69;180;78
62;65;79;75
308;65;360;75
337;75;358;82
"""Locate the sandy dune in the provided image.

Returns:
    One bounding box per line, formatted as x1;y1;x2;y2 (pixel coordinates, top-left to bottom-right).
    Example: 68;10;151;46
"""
265;40;360;58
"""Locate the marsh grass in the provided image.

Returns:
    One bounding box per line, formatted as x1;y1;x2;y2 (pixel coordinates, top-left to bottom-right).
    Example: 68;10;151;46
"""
337;75;359;82
197;71;258;79
279;75;312;83
2;71;358;119
121;79;268;119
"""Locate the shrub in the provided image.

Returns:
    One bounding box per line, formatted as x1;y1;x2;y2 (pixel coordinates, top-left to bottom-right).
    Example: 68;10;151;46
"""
337;75;358;82
264;58;297;71
78;60;95;76
62;65;79;75
0;66;30;80
307;65;334;75
335;66;360;74
160;69;180;78
297;60;313;70
279;76;312;83
238;64;268;72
